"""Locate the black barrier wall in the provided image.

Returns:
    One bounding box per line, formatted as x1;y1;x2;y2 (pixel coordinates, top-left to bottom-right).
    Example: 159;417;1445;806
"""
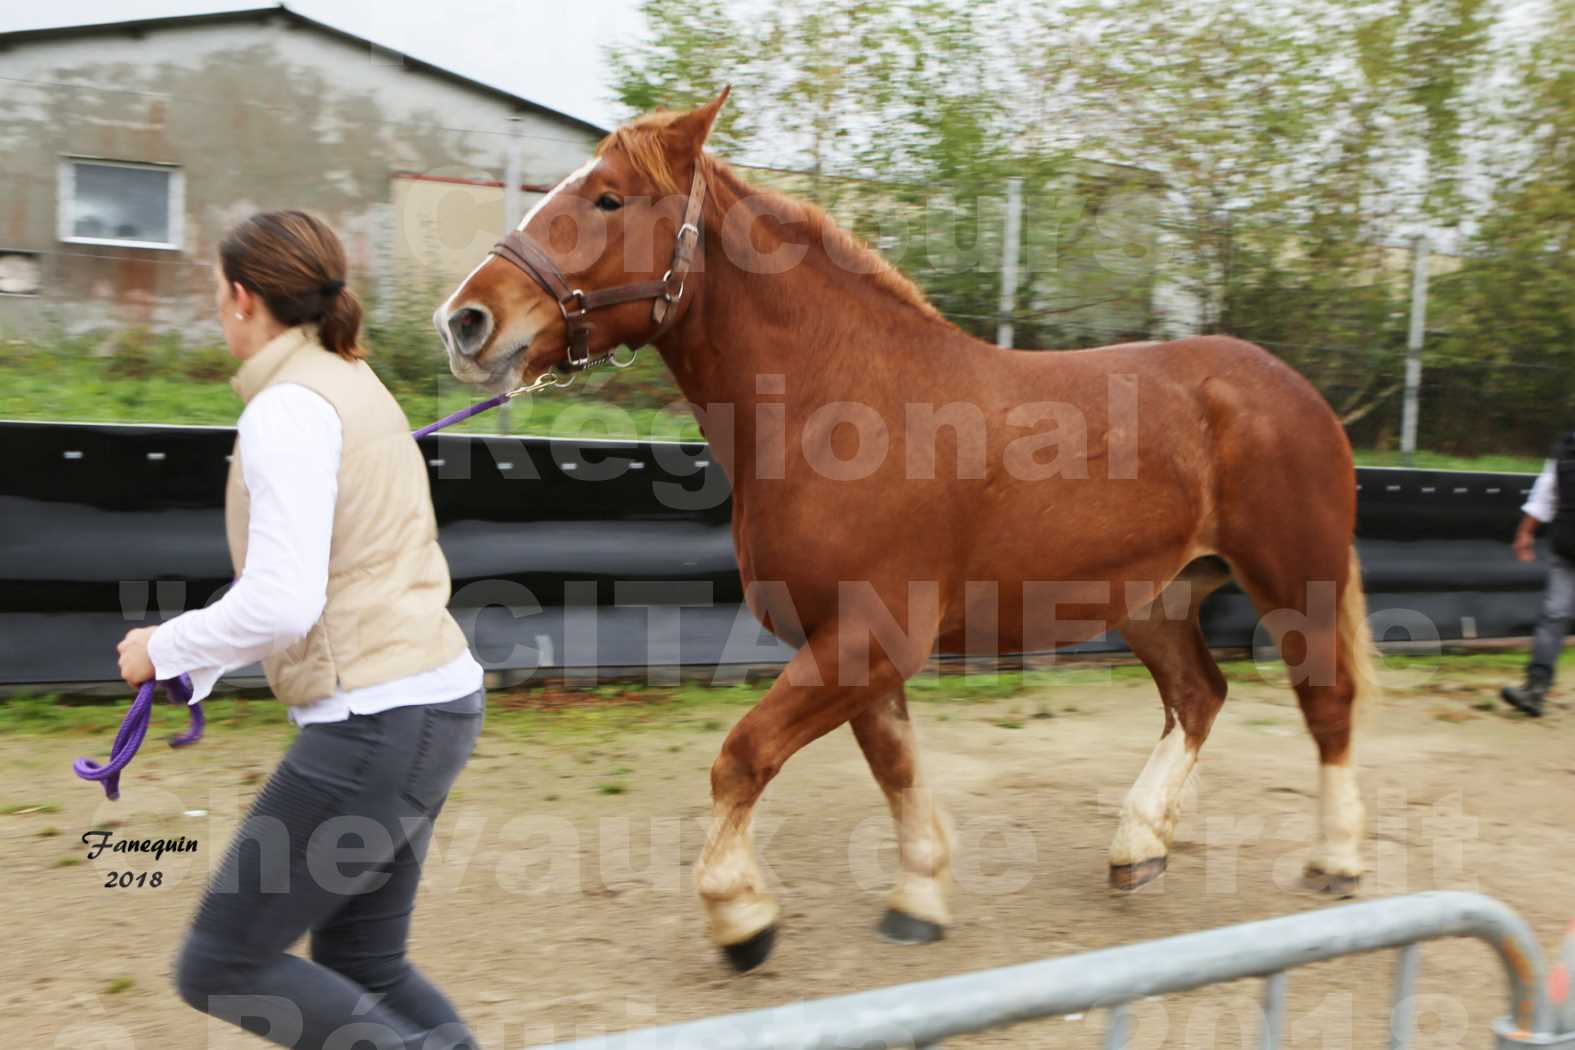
0;419;1549;686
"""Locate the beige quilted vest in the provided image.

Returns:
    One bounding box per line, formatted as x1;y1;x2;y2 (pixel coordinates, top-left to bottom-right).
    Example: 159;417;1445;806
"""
226;325;467;706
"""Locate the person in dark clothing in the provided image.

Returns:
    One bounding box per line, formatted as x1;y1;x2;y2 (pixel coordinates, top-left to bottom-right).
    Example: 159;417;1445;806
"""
1502;431;1575;716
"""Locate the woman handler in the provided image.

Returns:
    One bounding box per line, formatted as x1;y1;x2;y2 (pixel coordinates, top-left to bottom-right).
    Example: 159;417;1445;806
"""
116;211;484;1050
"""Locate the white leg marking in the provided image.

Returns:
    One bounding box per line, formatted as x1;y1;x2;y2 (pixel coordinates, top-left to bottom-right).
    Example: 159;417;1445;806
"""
884;778;954;926
894;799;951;925
1314;762;1365;878
1110;730;1198;867
694;811;780;947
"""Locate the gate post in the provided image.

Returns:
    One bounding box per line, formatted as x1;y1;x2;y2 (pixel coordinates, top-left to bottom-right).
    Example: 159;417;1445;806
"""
1495;922;1575;1047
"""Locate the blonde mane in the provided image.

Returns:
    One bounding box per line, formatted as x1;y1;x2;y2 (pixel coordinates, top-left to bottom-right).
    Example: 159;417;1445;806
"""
598;116;946;323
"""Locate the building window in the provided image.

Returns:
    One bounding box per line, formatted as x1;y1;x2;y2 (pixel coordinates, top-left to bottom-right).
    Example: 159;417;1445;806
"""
58;159;184;250
0;252;41;296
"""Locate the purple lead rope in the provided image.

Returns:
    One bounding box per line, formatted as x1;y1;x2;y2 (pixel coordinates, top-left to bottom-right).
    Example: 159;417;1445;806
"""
73;675;203;801
412;361;592;440
411;391;512;440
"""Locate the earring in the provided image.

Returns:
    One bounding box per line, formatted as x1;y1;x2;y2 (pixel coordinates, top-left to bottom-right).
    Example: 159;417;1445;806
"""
235;312;245;320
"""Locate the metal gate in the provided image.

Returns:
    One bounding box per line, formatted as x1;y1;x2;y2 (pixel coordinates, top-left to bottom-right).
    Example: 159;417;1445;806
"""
528;892;1574;1049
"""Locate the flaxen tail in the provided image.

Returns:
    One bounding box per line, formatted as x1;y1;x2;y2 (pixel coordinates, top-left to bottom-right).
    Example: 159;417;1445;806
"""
1338;546;1381;711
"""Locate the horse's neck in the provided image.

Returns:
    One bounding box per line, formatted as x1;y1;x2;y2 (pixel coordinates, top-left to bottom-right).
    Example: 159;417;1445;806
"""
655;244;963;473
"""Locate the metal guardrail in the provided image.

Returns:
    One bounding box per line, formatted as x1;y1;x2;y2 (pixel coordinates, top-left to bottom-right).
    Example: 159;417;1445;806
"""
526;892;1573;1050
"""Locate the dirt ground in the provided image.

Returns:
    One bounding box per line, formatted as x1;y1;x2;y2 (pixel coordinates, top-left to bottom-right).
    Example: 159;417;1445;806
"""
5;658;1573;1049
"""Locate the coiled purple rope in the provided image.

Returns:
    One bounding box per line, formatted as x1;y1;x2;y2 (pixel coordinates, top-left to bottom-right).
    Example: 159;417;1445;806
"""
73;675;203;801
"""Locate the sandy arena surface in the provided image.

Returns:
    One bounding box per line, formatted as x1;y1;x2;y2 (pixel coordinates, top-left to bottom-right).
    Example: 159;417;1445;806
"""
5;659;1572;1049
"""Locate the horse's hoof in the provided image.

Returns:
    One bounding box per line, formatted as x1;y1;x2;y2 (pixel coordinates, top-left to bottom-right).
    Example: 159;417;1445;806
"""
1109;857;1167;892
877;909;946;945
721;925;777;973
1324;874;1361;898
1302;864;1361;898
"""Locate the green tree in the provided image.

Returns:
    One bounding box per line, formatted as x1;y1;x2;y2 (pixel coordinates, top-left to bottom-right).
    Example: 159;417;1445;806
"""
1431;0;1575;452
1021;0;1500;431
607;0;1034;340
608;0;1562;456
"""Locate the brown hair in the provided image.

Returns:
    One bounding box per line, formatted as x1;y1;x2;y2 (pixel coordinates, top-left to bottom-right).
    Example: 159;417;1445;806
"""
219;210;365;359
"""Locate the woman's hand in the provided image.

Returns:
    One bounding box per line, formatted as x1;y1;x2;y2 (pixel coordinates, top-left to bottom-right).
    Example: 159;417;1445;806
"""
116;627;158;689
1512;514;1542;564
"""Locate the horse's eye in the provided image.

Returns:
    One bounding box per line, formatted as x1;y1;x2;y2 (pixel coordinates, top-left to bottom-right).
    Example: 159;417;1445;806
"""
594;193;622;212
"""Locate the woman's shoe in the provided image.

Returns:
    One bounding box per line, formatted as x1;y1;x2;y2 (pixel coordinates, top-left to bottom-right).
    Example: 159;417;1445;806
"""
1500;682;1546;717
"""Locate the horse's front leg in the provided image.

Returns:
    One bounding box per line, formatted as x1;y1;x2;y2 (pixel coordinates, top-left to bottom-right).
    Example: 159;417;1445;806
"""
850;685;953;943
695;623;915;971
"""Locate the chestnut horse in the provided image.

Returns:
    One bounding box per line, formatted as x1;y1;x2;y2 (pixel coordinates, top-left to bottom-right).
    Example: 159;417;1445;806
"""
434;90;1379;971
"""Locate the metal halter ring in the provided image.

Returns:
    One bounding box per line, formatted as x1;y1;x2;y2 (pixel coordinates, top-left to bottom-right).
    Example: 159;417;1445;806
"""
661;269;685;303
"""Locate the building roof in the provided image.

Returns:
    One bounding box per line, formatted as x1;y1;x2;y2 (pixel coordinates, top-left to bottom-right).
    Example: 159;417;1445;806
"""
0;3;608;134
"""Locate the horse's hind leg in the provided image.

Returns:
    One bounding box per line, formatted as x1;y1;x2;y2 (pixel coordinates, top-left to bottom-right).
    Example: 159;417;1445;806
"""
850;684;954;943
1226;544;1375;896
1108;561;1231;890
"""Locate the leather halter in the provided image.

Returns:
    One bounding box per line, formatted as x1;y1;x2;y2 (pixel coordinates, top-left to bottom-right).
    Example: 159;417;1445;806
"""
489;167;706;371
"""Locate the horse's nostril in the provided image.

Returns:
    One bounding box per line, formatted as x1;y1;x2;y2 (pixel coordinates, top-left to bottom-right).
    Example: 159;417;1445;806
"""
446;307;491;357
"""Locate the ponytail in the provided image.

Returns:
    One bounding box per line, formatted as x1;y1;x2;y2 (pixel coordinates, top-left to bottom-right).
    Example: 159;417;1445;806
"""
317;283;365;360
220;210;365;360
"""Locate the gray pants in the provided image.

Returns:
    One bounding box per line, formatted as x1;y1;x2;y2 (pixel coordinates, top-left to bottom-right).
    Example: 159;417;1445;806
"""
175;688;485;1049
1530;555;1575;688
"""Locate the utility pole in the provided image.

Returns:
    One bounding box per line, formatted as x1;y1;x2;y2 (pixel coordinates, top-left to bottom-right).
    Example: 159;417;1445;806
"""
498;116;525;434
1400;234;1429;461
996;177;1023;349
502;116;524;237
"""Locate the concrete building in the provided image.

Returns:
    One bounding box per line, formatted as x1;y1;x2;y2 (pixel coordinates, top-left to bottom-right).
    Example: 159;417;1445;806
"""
0;5;605;335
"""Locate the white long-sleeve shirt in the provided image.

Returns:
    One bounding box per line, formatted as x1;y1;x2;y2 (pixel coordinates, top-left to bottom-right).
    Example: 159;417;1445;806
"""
148;383;482;725
1524;460;1557;524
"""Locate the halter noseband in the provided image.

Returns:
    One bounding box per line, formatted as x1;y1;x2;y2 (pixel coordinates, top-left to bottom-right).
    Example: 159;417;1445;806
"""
489;167;707;371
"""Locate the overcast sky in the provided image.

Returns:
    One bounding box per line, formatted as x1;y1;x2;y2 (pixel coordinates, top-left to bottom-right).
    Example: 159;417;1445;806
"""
0;0;648;129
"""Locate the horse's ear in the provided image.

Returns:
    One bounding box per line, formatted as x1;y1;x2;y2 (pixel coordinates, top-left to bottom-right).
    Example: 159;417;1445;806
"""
666;85;730;155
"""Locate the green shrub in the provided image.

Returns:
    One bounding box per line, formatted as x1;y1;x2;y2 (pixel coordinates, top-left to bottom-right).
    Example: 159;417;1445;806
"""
103;328;186;381
180;344;236;384
364;319;445;395
0;335;42;369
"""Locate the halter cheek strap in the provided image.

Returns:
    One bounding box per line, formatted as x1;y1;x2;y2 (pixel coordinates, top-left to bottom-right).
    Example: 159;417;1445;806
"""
490;167;707;370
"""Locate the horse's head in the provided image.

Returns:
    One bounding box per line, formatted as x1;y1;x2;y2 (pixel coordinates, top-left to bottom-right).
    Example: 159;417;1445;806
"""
434;88;729;391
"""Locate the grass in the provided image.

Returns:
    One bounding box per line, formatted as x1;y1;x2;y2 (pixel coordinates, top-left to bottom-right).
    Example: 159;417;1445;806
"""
103;977;134;995
0;695;288;737
1;650;1557;745
1352;448;1542;474
0;331;701;441
0;330;1542;464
